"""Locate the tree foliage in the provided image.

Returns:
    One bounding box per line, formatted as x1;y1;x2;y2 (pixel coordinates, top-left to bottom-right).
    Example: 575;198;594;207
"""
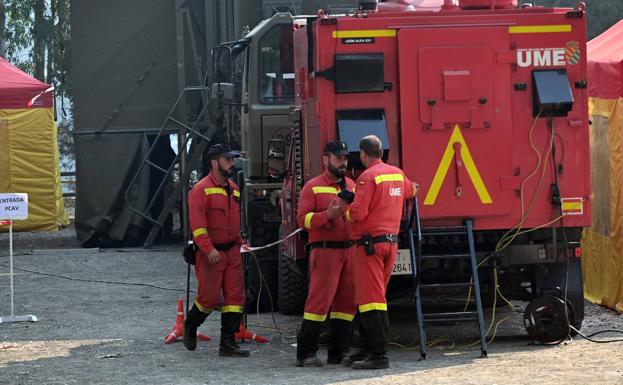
538;0;623;39
0;0;73;170
1;0;70;92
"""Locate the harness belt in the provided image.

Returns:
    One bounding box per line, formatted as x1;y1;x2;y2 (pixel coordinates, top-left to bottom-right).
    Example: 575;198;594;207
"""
214;241;236;251
354;234;399;256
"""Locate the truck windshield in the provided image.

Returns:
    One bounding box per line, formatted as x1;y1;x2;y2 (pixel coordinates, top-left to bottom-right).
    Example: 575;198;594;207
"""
258;23;294;104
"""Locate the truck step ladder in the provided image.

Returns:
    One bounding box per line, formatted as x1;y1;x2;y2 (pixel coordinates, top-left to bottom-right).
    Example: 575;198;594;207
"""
407;200;488;360
124;86;212;247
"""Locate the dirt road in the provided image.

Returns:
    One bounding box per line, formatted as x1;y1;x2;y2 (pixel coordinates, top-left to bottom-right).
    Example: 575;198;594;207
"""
1;244;622;385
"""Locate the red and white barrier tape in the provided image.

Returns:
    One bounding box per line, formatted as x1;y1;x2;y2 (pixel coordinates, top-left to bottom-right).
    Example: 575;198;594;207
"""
240;228;303;253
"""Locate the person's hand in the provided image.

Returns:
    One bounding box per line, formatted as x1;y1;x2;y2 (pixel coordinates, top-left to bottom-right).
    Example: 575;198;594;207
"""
327;200;343;219
412;182;420;196
206;248;221;264
337;198;350;212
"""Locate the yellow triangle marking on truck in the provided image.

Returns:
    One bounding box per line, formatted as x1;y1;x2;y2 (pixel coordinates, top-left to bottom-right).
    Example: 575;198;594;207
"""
424;125;493;206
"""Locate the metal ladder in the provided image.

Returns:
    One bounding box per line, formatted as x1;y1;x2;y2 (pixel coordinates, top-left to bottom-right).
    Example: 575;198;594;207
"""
124;86;213;247
407;200;488;359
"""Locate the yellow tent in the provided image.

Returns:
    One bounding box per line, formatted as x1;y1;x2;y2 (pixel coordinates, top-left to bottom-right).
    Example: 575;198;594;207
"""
0;56;68;231
583;21;623;313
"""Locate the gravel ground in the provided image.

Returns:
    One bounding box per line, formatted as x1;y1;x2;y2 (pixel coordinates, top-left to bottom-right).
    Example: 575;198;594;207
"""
0;230;622;385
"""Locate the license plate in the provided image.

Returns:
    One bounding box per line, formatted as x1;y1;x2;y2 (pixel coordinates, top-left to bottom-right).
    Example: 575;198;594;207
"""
391;249;413;276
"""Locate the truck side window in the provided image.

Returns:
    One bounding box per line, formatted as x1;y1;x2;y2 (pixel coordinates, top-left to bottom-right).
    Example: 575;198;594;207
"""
258;24;294;104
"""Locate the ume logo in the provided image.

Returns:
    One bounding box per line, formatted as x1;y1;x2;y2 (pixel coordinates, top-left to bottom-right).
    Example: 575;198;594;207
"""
517;48;566;68
389;188;402;197
517;42;581;68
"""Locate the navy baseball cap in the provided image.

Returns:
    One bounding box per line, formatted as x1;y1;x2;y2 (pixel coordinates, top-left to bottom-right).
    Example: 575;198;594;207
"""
324;141;350;157
207;143;240;159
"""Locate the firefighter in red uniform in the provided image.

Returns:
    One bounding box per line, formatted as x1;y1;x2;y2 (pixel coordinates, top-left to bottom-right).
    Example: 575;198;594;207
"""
343;135;419;369
183;143;249;357
295;141;357;367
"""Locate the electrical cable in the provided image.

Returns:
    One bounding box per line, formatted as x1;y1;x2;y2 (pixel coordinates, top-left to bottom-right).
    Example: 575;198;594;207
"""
246;249;299;343
570;327;623;343
0;262;194;293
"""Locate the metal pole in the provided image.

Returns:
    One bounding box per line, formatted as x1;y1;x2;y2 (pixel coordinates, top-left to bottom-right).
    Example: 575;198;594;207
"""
186;263;191;316
0;220;37;323
9;220;14;316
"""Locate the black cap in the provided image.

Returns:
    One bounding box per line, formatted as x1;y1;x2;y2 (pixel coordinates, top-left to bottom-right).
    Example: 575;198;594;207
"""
323;141;350;157
207;143;240;160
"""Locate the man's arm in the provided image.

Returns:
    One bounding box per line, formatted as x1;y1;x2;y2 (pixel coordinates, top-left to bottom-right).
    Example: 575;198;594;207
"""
188;187;215;254
404;175;419;200
347;176;375;223
297;183;334;230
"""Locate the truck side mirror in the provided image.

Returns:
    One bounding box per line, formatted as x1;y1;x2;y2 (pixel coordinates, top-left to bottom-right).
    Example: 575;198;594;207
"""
212;46;233;83
211;83;235;101
267;139;287;177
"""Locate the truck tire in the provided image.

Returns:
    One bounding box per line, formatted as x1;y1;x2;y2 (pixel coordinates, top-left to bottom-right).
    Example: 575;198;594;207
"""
278;226;308;314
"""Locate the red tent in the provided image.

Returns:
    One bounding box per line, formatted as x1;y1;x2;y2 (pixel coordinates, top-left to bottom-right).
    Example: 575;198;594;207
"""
587;19;623;99
0;56;53;109
0;56;66;231
583;20;623;312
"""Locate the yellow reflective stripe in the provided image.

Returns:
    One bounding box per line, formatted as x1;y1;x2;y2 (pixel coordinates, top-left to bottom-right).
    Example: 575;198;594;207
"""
333;29;396;38
346;209;351;222
304;312;327;322
358;303;387;312
562;202;582;211
424;125;492;206
204;187;227;196
233;190;240;198
330;312;355;321
312;186;338;194
194;299;213;314
221;305;243;313
509;25;572;34
192;227;208;237
374;174;404;184
304;212;314;229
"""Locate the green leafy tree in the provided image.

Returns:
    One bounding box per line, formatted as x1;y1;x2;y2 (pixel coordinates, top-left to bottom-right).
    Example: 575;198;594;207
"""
1;0;73;170
542;0;623;39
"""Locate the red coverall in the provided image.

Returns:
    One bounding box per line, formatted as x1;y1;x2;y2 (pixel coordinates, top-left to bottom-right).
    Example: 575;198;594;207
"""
346;159;415;355
296;171;356;360
188;172;244;315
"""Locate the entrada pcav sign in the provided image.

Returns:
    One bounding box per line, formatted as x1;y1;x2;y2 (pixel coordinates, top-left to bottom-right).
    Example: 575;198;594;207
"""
517;41;581;68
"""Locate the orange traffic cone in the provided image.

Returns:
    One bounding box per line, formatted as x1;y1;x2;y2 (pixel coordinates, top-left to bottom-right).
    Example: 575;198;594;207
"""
235;323;269;343
164;298;211;344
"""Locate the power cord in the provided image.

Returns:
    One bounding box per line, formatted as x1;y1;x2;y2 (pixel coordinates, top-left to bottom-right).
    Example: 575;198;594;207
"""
245;249;299;343
0;262;193;293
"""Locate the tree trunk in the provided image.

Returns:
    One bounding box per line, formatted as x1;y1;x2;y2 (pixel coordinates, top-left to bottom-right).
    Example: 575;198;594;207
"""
33;0;46;81
46;0;56;85
0;0;6;58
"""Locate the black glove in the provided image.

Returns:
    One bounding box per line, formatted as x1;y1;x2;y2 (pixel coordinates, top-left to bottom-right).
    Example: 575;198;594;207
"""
337;189;355;204
183;241;196;265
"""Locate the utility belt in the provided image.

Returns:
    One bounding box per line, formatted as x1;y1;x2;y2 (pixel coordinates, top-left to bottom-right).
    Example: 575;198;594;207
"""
183;240;236;265
213;241;236;252
308;240;353;250
354;234;399;256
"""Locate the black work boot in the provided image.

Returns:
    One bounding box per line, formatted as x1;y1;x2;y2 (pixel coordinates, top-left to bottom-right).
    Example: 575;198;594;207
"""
351;310;390;370
342;315;369;367
296;319;324;367
351;353;390;369
327;318;353;364
219;312;250;357
183;304;210;351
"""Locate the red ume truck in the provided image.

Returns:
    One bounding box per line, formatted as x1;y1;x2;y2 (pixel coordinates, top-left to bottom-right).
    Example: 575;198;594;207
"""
276;0;590;341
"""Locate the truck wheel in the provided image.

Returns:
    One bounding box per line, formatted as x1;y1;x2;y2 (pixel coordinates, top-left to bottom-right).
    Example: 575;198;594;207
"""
277;226;308;315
